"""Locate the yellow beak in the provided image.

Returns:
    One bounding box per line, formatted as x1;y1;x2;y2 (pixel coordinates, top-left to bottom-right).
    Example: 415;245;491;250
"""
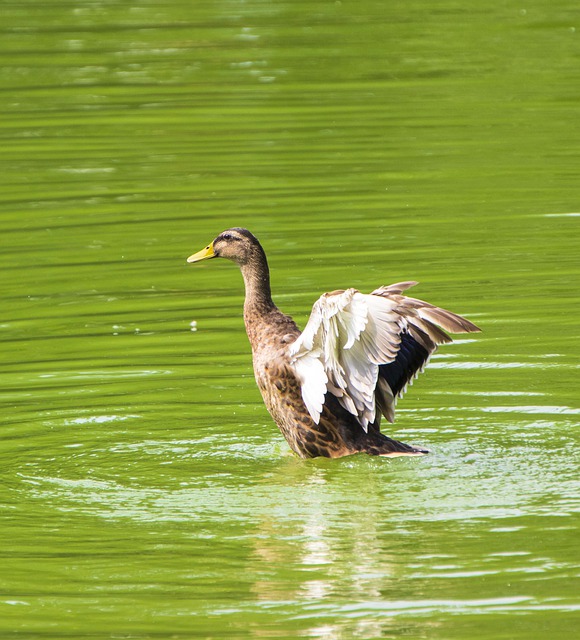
187;242;215;263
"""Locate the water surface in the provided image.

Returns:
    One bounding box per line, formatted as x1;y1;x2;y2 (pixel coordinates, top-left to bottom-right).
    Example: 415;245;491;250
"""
1;1;579;638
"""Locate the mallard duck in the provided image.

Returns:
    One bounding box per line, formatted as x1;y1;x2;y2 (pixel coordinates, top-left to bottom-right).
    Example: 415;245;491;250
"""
188;228;480;459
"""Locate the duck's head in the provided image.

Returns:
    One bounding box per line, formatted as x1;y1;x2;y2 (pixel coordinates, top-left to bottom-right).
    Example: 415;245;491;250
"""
187;228;262;267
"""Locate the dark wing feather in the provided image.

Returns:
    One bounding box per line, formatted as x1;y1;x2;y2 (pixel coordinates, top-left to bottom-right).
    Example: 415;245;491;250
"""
372;287;481;426
378;331;430;398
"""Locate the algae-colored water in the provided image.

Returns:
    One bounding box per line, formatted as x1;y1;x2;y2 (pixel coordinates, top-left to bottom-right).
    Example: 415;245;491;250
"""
1;1;579;638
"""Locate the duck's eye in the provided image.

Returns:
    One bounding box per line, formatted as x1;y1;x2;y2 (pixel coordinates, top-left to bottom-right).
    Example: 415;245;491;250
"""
221;233;239;242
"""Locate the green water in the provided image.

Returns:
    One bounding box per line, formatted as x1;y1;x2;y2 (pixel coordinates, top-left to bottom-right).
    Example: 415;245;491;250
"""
1;1;579;638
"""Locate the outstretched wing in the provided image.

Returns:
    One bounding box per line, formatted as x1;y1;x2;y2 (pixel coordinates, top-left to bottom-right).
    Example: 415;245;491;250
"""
288;283;480;431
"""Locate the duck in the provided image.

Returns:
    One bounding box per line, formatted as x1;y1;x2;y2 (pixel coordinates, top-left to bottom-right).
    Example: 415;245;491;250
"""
187;227;480;459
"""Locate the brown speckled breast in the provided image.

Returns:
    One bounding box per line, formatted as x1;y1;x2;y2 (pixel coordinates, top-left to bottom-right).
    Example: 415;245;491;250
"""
254;354;353;458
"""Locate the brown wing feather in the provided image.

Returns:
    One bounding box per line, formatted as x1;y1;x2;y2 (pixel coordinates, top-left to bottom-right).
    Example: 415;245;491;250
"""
371;286;481;425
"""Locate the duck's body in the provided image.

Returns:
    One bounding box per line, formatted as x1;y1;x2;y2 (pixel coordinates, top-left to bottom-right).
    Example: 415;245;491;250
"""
244;307;423;458
188;228;480;459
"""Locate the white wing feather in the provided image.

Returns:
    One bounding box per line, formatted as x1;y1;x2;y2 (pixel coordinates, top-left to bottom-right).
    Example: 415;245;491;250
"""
291;348;327;424
288;283;479;432
289;288;403;431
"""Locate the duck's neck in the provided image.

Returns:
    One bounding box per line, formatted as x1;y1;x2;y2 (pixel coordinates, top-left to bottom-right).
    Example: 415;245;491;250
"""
240;248;276;332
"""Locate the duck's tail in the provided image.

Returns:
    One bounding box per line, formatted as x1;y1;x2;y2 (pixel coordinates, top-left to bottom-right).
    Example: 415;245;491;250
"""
361;432;429;457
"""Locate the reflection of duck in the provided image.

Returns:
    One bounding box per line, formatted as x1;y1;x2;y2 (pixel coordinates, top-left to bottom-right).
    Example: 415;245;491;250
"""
188;228;480;459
